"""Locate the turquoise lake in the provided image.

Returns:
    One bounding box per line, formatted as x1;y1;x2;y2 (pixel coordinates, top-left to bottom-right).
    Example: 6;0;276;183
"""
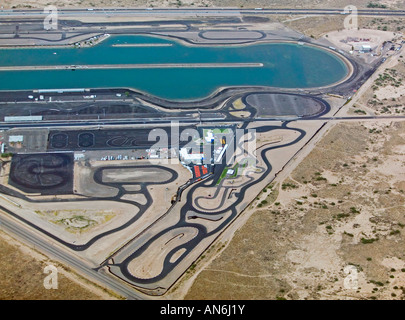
0;35;349;100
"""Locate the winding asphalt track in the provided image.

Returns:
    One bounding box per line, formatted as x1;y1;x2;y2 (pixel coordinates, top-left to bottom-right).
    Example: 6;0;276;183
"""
0;165;178;251
111;122;307;287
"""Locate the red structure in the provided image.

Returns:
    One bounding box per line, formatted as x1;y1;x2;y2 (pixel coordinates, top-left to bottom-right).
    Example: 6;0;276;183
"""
194;165;201;178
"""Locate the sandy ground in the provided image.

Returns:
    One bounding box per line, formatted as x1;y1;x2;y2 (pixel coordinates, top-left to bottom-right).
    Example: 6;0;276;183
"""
375;84;405;101
127;226;199;279
323;29;396;52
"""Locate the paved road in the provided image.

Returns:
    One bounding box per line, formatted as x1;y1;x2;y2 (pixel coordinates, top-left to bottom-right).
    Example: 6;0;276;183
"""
1;8;405;17
0;62;263;71
1;114;405;130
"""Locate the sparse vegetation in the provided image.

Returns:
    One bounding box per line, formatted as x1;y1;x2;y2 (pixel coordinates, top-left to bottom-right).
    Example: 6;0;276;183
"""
281;182;297;190
0;153;13;158
0;232;112;300
361;237;379;244
367;2;387;9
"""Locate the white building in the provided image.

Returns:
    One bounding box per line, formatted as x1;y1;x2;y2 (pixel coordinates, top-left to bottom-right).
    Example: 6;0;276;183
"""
179;148;204;164
74;153;85;161
204;130;214;143
9;135;23;143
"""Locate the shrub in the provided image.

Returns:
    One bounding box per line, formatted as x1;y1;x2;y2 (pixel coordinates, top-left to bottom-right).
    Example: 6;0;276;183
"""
370;280;384;286
361;237;379;244
367;2;387;8
350;207;360;214
0;152;13;158
281;182;297;190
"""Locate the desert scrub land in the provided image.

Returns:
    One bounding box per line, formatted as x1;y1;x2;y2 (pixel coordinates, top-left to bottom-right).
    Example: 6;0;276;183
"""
273;15;405;39
362;17;405;33
0;231;118;300
184;121;405;300
359;59;405;116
